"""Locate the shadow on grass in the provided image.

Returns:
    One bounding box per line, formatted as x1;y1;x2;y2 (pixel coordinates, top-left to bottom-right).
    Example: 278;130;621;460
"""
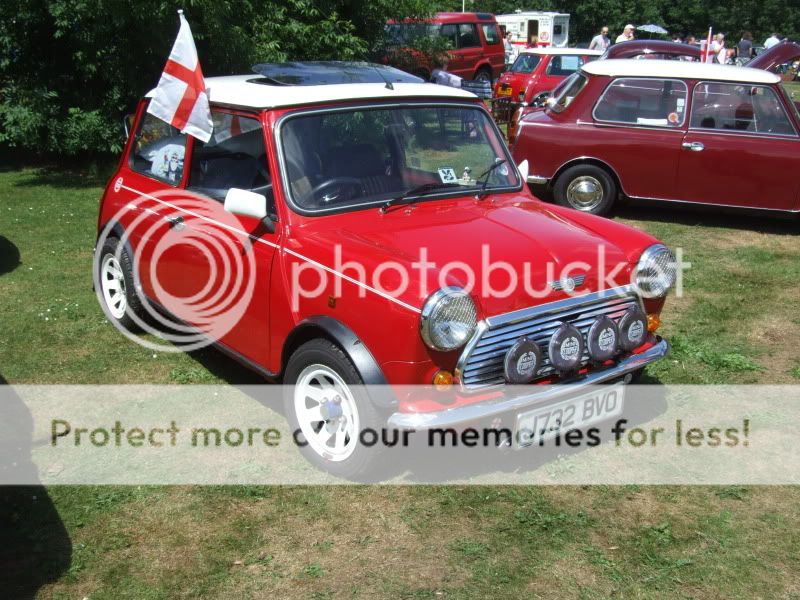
7;164;114;190
0;374;72;599
0;237;21;276
615;200;800;236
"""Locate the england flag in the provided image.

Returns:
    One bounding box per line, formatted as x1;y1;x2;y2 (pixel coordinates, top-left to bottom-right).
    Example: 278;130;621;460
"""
147;10;213;142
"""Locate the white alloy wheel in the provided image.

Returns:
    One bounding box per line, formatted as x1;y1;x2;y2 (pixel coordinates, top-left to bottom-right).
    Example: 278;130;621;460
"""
101;253;127;319
294;364;361;462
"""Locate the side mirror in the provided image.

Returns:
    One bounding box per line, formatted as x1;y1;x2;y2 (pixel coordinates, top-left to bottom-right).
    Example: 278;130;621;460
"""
224;188;276;233
517;159;529;182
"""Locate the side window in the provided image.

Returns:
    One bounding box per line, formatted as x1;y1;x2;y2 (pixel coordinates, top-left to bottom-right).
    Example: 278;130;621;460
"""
482;24;500;46
439;24;458;48
691;82;796;136
187;112;270;201
593;78;688;127
130;112;187;184
458;23;480;48
546;55;582;77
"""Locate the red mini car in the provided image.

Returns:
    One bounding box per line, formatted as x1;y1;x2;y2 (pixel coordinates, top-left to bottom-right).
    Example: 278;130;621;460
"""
512;59;800;216
96;62;672;476
495;47;603;103
385;12;505;82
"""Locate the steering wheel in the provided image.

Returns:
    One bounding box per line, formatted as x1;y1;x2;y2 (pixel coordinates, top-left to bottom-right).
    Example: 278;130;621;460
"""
304;177;364;206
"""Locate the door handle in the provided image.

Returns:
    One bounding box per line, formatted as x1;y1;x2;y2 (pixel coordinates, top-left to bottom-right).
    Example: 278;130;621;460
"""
165;215;185;230
681;141;705;152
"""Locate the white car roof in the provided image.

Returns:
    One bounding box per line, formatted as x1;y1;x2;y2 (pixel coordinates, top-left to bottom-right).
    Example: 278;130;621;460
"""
520;48;604;56
583;59;781;84
146;75;479;110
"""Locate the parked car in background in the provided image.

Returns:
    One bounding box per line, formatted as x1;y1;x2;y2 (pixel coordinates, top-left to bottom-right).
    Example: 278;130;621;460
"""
602;40;701;61
747;41;800;79
495;47;602;103
384;12;504;82
512;60;799;216
96;62;672;475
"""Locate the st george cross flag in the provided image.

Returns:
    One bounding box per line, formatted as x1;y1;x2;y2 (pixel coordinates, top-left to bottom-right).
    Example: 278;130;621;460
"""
147;10;213;142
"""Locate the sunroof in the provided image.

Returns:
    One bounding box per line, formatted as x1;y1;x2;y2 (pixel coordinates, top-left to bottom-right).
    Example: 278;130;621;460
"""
250;61;423;86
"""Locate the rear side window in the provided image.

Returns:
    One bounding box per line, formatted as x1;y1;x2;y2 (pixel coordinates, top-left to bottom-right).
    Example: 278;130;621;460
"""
546;55;584;77
482;24;500;45
593;78;688;127
130;112;187;184
457;23;480;48
549;72;588;112
691;82;796;136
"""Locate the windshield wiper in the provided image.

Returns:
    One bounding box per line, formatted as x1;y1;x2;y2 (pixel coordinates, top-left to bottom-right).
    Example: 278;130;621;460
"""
380;182;462;213
474;159;508;200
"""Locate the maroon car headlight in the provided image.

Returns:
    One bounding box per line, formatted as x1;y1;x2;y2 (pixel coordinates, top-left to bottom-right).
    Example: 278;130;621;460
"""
633;244;676;298
420;287;477;351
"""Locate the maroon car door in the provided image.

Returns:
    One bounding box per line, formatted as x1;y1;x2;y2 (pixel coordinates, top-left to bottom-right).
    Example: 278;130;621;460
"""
677;81;800;210
591;77;690;200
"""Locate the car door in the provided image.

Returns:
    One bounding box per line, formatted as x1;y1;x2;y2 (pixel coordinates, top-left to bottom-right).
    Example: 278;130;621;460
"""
454;23;482;79
154;110;279;366
677;81;800;210
590;77;689;200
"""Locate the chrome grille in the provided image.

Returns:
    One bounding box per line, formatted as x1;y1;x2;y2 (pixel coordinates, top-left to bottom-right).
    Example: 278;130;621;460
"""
456;287;642;389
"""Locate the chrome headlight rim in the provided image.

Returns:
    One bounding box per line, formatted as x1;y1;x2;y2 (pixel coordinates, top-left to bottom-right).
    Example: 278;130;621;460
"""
634;244;676;299
420;286;478;352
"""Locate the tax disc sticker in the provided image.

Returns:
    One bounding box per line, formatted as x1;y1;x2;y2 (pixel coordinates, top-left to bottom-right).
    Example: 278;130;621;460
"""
438;167;457;183
668;112;679;125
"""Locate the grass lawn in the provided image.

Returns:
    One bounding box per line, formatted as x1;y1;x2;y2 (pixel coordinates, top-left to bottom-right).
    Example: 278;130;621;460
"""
2;166;800;598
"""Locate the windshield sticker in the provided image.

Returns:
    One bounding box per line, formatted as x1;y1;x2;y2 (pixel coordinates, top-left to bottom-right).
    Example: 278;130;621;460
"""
668;112;680;125
438;167;458;184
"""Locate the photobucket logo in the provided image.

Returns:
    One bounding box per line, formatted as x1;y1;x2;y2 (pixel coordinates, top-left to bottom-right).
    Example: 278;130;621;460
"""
290;244;690;310
93;185;257;352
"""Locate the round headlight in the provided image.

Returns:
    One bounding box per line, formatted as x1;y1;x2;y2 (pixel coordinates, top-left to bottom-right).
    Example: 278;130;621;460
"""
420;287;477;351
634;244;676;298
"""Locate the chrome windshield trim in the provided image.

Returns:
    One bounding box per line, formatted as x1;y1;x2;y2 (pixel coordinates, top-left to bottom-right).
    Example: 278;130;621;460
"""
273;101;523;217
389;337;668;429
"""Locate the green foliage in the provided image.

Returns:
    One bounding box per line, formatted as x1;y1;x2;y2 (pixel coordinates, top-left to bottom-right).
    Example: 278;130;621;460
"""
0;0;432;158
1;0;798;158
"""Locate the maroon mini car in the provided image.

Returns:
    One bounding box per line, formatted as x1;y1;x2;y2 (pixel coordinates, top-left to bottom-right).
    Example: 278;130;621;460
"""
512;59;800;216
747;41;800;79
602;40;701;61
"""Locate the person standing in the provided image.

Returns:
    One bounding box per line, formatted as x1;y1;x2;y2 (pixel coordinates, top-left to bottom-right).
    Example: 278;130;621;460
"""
736;32;753;65
764;33;781;49
686;35;697;46
616;24;635;43
504;32;516;66
715;33;727;64
589;26;611;51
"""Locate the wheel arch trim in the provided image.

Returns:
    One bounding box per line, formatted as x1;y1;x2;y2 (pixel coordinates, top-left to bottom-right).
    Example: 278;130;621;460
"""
282;316;395;409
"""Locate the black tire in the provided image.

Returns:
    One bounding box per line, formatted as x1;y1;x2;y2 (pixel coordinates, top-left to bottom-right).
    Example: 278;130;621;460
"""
553;164;617;216
283;339;386;479
96;237;146;332
474;67;493;84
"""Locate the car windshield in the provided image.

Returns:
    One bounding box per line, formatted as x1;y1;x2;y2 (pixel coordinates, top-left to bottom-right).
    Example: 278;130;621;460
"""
279;105;519;213
511;54;542;73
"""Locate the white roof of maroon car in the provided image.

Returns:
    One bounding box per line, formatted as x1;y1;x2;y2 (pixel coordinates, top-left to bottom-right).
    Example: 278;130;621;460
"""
520;47;604;56
146;75;479;109
583;59;781;84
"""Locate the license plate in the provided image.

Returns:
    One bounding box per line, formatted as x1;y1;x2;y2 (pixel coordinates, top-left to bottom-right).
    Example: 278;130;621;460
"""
515;385;625;448
497;87;513;96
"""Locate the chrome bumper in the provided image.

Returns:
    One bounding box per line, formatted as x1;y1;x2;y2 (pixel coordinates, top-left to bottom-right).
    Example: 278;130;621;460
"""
387;337;668;430
527;175;549;185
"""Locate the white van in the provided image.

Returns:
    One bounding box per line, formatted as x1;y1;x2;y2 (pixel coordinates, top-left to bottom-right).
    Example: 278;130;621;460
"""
496;11;570;48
